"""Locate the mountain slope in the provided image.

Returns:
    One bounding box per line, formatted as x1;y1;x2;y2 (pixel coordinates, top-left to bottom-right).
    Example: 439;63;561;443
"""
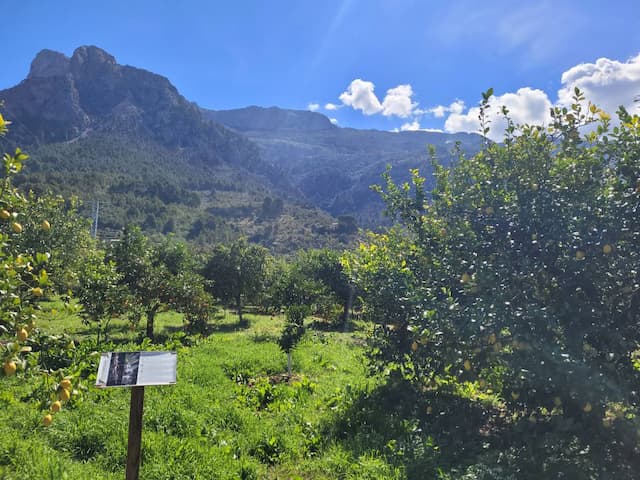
203;106;484;226
0;47;346;252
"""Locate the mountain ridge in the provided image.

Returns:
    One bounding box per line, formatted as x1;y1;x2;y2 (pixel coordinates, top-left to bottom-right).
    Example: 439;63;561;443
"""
202;106;483;225
0;45;482;247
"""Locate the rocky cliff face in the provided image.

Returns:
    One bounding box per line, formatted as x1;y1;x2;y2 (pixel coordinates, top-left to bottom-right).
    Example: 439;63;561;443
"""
28;49;71;79
1;46;243;163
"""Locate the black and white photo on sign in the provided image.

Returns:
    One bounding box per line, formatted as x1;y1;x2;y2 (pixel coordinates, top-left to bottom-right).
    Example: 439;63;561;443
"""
96;351;177;388
107;352;140;386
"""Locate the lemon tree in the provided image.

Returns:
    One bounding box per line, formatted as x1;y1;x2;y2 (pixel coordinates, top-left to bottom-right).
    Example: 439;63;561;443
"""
346;89;640;475
0;111;95;427
107;226;212;339
0;112;49;377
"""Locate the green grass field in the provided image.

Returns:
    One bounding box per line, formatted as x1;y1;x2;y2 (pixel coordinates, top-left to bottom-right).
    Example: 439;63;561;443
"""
0;307;411;479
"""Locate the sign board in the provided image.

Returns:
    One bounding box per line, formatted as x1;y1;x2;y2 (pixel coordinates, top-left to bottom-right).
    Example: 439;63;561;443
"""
96;351;177;388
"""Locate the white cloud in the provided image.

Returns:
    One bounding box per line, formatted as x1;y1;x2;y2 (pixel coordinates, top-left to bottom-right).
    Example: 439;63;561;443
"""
381;84;417;118
429;100;465;118
442;53;640;141
339;79;383;115
557;54;640;115
400;120;421;131
430;105;447;118
330;118;339;125
324;102;340;110
393;120;443;133
444;87;552;141
449;100;465;114
338;79;419;118
308;103;320;112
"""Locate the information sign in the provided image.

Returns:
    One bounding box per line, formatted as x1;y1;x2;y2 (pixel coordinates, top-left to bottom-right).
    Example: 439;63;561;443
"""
96;351;177;388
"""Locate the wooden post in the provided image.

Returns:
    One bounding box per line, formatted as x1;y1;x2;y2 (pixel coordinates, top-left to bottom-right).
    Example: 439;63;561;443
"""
125;386;145;480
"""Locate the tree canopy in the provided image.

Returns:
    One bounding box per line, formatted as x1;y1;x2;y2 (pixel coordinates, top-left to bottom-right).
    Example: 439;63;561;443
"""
344;90;640;476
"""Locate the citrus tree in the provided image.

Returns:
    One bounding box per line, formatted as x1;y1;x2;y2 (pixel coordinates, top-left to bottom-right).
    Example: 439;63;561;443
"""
344;90;640;475
278;305;308;376
0;112;46;379
14;193;94;292
75;248;126;345
202;237;268;325
108;226;211;339
0;111;82;425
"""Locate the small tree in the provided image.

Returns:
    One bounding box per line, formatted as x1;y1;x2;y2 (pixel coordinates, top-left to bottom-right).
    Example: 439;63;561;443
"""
278;305;307;376
202;237;268;325
75;249;126;346
297;249;354;325
109;227;211;340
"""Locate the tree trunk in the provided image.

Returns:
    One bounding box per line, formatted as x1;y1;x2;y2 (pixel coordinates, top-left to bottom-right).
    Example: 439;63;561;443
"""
342;284;355;333
236;293;244;325
287;351;292;376
146;306;158;340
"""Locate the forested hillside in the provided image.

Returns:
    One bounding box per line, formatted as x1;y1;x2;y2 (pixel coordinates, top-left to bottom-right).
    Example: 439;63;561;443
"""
0;47;353;252
205;106;484;226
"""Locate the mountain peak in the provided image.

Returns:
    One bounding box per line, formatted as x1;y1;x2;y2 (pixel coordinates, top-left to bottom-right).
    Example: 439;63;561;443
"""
27;46;118;80
71;45;117;68
28;49;70;78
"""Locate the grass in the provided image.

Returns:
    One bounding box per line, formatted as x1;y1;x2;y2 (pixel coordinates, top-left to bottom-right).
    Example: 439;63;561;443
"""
4;305;630;478
0;305;412;479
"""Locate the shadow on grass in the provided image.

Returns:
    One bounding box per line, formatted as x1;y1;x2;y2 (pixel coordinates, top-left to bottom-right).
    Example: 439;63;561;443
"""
211;319;252;334
321;377;499;479
322;376;640;479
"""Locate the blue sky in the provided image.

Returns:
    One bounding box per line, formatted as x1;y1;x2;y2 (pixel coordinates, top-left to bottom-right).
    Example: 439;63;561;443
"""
2;0;640;137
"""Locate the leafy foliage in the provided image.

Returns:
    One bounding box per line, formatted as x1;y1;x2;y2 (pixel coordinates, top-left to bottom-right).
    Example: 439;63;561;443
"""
202;237;268;324
345;89;640;476
108;226;212;339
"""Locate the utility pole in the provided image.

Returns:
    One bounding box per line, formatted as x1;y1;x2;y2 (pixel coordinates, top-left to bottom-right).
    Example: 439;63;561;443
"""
91;200;100;239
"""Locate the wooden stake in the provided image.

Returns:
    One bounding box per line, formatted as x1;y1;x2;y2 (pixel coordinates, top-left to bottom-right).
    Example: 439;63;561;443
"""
125;386;145;480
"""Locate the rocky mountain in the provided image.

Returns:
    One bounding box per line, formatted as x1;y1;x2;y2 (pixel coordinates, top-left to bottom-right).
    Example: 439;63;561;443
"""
2;46;273;174
0;45;483;250
0;46;343;252
204;106;483;226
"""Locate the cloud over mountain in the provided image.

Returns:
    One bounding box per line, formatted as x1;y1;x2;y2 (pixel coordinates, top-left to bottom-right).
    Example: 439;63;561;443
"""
337;79;418;118
443;54;640;140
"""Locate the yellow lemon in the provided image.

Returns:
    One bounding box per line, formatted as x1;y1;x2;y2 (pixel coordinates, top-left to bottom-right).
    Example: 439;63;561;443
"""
51;401;62;413
583;402;592;413
42;414;53;427
3;361;17;377
58;388;71;402
60;379;72;390
463;360;472;371
575;250;585;260
11;222;22;234
31;287;43;297
603;244;613;254
0;209;10;220
17;328;28;342
41;220;51;231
